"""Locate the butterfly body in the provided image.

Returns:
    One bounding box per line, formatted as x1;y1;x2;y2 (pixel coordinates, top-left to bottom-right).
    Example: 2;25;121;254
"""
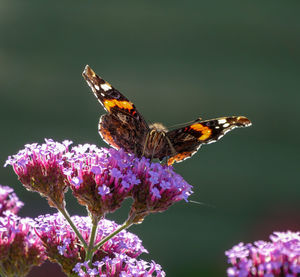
82;65;251;165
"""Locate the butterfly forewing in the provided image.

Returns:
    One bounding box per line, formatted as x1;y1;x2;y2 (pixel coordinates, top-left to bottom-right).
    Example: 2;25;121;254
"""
82;65;150;155
166;116;251;165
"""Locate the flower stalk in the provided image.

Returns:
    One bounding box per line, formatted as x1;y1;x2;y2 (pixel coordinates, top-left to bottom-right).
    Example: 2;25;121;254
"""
55;203;88;249
92;219;133;252
85;215;100;262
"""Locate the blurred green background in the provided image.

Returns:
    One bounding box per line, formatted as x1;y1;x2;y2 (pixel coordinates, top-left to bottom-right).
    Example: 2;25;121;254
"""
1;1;299;276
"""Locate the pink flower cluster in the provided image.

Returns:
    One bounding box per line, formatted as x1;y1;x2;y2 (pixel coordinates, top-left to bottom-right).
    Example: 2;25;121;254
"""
0;212;46;277
226;231;300;277
35;213;148;275
5;139;72;207
0;184;23;216
0;185;165;277
74;253;165;277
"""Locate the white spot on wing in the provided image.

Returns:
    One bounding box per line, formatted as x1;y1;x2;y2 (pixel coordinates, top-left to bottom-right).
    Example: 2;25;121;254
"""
101;83;112;91
95;85;100;90
218;119;227;124
223;123;230;128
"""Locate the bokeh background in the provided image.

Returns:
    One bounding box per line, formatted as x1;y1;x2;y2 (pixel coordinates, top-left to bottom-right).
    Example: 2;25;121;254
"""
1;1;299;276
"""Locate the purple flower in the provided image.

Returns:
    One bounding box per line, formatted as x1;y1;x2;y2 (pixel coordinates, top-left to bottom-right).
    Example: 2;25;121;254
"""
127;173;141;186
73;253;166;277
151;187;161;199
70;176;83;188
0;212;46;276
35;213;148;276
149;171;159;184
0;185;23;216
110;168;123;179
225;231;300;276
98;185;110;196
4;139;72;208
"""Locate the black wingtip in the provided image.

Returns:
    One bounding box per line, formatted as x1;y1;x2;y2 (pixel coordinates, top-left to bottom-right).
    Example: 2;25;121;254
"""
82;65;96;79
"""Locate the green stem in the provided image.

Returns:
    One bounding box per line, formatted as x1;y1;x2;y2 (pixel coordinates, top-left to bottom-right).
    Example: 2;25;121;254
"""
85;217;99;262
92;220;133;252
56;205;88;249
0;265;6;277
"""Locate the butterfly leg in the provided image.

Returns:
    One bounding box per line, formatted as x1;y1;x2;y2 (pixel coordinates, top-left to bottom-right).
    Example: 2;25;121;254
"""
161;136;178;166
142;132;150;157
141;132;154;163
165;136;177;157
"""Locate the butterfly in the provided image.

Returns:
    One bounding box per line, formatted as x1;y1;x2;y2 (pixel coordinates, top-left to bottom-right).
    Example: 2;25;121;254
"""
82;65;251;165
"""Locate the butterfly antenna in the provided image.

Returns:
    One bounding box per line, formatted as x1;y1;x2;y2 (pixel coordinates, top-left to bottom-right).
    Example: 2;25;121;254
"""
166;118;203;129
189;200;216;209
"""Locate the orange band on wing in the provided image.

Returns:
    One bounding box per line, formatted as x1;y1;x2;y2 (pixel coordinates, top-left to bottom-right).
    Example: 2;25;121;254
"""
190;123;212;141
103;99;134;112
167;151;193;165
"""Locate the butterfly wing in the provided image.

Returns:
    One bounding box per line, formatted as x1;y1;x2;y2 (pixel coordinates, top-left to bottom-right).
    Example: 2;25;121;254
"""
166;116;251;165
82;65;150;155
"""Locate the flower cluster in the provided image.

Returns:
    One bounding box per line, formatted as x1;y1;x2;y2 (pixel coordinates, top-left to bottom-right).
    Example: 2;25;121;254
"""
225;231;300;277
129;158;192;223
63;146;138;217
0;184;23;216
74;253;165;277
63;144;193;222
4;139;73;207
35;213;149;275
0;212;46;277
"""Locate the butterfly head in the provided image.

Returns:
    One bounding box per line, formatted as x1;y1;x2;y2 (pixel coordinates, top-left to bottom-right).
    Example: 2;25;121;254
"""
149;122;168;133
